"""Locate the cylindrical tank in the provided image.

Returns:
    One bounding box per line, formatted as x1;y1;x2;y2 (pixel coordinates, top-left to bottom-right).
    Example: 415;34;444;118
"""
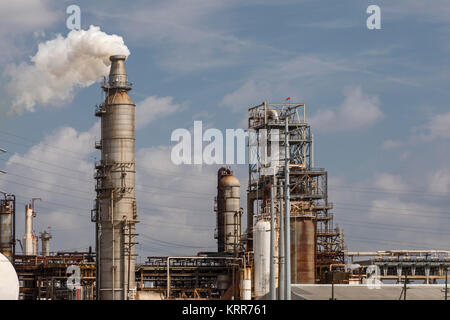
97;55;137;300
0;202;13;260
216;168;241;253
0;252;19;300
33;236;38;256
253;220;270;298
40;231;52;257
291;218;316;284
240;267;252;300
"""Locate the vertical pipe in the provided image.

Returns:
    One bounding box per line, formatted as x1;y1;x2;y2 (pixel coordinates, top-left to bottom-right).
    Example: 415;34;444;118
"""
403;274;407;300
445;268;448;301
270;176;276;300
331;274;334;300
12;195;15;264
284;114;291;300
311;134;314;169
111;190;115;300
167;257;170;299
95;220;99;300
127;221;132;300
278;181;285;300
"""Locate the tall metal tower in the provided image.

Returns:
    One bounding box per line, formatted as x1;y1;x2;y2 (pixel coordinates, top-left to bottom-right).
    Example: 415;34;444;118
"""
93;55;138;300
0;193;15;262
247;102;344;298
215;167;242;254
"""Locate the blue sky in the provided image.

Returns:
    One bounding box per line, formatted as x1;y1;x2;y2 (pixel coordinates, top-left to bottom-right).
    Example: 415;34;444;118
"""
1;0;450;258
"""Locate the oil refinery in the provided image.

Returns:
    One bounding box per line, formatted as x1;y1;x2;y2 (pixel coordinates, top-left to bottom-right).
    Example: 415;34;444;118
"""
1;55;449;301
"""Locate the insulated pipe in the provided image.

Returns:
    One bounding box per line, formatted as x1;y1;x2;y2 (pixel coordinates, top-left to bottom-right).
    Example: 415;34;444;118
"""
111;190;115;300
278;181;285;300
284;115;291;300
311;134;314;169
269;177;276;300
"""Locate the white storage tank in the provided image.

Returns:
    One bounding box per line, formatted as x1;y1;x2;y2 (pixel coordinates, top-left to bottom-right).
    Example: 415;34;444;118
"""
253;220;270;298
0;252;19;300
240;267;252;300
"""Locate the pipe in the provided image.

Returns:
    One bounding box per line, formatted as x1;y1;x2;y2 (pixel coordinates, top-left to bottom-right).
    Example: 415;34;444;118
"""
127;221;132;300
111;190;115;300
284;114;291;300
269;176;276;300
311;134;314;169
278;180;285;300
122;221;126;300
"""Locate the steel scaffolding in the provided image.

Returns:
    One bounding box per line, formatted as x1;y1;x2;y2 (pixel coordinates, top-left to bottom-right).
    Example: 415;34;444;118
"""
247;102;345;291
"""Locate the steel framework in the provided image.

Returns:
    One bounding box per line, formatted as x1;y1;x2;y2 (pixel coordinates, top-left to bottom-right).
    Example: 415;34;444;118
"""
247;102;345;284
14;251;96;300
136;256;242;299
347;250;450;284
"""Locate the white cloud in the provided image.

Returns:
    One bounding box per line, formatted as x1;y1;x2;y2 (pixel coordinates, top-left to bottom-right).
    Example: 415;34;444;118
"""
0;122;99;252
0;120;249;256
220;80;272;113
332;171;450;251
0;0;58;32
220;55;385;124
417;111;450;141
381;139;405;149
90;0;253;73
309;87;383;133
0;0;59;62
385;0;450;23
135;96;181;130
372;173;409;193
382;111;450;149
135;146;219;256
428;169;450;194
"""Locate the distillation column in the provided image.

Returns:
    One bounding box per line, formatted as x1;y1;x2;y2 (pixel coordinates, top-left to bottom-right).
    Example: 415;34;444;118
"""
40;231;52;257
0;195;14;261
95;55;138;300
23;204;36;256
216;168;242;253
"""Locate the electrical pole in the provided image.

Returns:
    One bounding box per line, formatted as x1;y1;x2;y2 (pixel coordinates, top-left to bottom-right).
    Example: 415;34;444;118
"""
284;113;291;300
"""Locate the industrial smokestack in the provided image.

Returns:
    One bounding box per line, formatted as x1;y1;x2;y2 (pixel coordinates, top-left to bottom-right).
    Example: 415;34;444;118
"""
108;55;128;88
95;55;137;300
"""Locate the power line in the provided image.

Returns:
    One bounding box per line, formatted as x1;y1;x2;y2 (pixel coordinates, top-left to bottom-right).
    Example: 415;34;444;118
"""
345;236;448;251
338;218;450;236
139;234;215;249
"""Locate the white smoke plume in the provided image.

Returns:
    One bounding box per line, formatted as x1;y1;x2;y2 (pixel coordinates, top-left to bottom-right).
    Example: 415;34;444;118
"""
5;25;130;114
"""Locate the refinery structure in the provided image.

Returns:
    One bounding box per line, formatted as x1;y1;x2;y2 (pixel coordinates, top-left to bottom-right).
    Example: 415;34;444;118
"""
1;56;450;300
